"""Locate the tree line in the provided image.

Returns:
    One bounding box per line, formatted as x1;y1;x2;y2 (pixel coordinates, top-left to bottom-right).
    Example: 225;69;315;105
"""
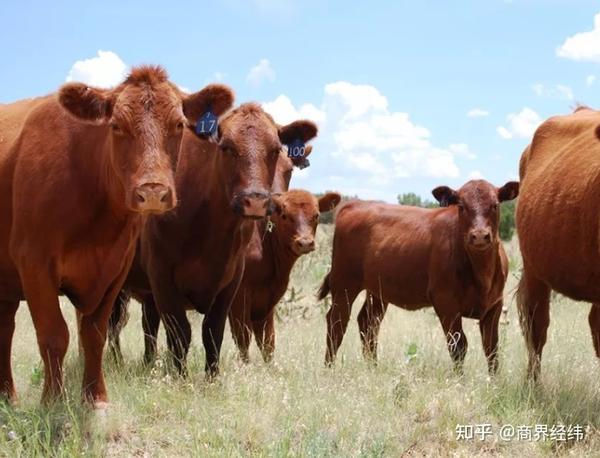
316;192;517;241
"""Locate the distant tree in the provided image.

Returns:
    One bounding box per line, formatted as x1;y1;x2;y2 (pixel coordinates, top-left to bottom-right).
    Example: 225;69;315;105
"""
499;199;517;241
397;192;438;209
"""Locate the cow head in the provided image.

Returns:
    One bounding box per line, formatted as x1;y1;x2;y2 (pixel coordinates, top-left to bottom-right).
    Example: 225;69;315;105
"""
209;103;318;219
271;190;341;256
58;65;234;214
432;180;519;251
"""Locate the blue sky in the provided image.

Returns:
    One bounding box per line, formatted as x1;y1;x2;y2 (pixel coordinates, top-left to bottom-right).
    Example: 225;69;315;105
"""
1;0;599;201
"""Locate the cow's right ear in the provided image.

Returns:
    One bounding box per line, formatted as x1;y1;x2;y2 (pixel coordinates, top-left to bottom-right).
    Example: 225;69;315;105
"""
183;83;234;137
58;83;114;123
291;144;313;169
432;186;458;207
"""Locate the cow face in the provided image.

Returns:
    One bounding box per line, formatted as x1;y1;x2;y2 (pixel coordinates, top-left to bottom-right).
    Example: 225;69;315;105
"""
432;180;519;252
213;104;318;219
272;190;341;256
58;66;234;214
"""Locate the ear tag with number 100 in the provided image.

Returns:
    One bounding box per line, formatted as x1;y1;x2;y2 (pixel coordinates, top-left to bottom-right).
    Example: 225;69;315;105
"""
196;111;218;136
287;138;306;158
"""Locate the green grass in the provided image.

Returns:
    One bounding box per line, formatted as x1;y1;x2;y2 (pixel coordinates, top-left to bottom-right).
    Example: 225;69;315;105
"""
1;227;600;456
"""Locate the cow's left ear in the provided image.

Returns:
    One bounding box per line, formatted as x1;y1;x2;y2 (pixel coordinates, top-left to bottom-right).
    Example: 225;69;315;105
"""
498;181;519;202
279;120;318;144
432;186;458;207
183;83;234;136
58;83;114;123
318;192;342;213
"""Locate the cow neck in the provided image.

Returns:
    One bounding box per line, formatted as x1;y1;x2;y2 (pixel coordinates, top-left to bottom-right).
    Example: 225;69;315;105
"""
263;220;299;282
464;241;501;296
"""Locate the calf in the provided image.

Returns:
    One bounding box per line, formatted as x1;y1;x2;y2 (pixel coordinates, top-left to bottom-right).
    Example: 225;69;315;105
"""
0;66;233;407
108;104;319;376
228;190;341;362
320;180;518;373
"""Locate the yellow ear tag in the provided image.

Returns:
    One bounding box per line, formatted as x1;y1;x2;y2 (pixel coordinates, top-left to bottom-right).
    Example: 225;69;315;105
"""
266;219;275;233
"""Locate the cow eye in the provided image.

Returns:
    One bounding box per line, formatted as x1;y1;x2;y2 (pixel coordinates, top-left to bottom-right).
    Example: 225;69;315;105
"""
491;203;499;211
281;213;287;220
111;122;123;134
457;203;464;211
176;121;185;131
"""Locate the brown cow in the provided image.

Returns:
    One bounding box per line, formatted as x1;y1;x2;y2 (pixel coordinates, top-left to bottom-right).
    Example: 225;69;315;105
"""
228;190;341;363
0;66;234;407
320;180;519;373
516;106;600;380
107;104;318;376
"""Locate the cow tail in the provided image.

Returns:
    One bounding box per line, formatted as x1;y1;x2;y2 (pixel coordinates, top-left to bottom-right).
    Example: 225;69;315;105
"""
515;272;532;350
318;272;331;300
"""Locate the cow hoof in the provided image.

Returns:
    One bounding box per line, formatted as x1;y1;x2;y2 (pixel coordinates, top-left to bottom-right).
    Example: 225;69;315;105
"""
93;401;110;413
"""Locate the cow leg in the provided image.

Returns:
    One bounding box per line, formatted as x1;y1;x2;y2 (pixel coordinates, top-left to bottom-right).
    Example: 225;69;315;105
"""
79;270;132;408
516;268;551;381
357;293;388;361
21;272;69;403
479;301;502;375
253;309;275;363
107;290;130;365
589;303;600;359
229;313;252;364
161;308;191;376
203;270;242;378
141;295;161;366
435;310;468;373
325;284;361;365
0;301;19;402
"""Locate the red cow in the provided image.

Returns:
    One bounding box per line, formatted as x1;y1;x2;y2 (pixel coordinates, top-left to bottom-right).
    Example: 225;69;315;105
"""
320;180;518;373
516;106;600;380
107;104;318;376
0;66;234;407
229;190;341;362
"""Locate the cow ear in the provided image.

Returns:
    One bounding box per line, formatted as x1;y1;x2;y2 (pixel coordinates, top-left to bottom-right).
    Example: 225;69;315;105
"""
318;192;342;213
291;144;313;169
498;181;519;202
279;120;318;145
58;83;114;123
432;186;458;207
183;83;234;130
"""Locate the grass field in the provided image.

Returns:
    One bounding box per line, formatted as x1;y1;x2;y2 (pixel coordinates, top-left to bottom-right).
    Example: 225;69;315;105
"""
1;226;600;457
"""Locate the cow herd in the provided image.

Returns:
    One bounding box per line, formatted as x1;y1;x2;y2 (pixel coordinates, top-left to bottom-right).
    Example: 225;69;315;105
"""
0;65;598;410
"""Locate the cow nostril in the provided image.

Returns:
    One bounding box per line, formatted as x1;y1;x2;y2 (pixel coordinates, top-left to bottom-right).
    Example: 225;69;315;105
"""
135;190;147;204
160;189;170;203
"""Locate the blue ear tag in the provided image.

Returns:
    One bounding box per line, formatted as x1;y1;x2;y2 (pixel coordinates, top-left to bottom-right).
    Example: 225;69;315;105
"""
287;139;306;159
196;111;218;136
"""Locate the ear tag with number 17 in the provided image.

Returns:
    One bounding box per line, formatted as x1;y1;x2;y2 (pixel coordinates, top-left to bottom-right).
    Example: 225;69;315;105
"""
196;111;218;136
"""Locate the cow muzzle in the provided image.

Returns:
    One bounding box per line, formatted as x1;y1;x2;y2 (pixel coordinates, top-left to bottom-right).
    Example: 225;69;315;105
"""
133;183;175;213
467;228;492;250
232;191;271;219
293;237;315;255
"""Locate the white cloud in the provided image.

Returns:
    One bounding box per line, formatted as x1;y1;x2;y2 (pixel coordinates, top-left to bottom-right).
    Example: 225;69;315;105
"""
587;75;596;87
449;143;476;159
264;82;463;185
322;81;460;182
496;126;513;140
65;50;128;88
557;12;600;63
467;108;490;118
262;95;326;126
246;58;276;86
532;83;573;100
467;170;485;180
497;107;542;140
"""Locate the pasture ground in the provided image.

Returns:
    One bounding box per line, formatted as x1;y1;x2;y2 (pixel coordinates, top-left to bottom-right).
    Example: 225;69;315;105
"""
1;226;600;457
